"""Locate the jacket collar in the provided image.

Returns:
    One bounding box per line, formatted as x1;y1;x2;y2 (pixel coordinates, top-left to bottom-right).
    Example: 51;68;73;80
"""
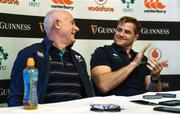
42;37;74;55
42;37;53;55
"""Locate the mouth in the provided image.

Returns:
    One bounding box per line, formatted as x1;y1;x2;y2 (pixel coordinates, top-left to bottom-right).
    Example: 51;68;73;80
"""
71;31;76;35
115;36;126;40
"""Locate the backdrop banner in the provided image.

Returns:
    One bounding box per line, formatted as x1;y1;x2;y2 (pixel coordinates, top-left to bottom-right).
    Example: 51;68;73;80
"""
0;0;180;104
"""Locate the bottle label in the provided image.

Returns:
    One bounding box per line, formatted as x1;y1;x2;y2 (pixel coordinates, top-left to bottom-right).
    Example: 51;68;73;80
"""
23;69;38;107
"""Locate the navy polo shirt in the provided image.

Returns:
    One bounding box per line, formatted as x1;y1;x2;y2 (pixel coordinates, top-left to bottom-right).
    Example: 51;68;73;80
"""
90;43;150;96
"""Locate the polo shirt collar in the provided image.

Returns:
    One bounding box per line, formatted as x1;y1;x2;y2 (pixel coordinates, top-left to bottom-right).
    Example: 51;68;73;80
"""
111;43;136;58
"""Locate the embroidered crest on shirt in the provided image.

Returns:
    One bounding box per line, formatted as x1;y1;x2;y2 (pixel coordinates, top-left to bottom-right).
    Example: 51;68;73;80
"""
37;51;44;58
113;53;119;58
75;55;83;62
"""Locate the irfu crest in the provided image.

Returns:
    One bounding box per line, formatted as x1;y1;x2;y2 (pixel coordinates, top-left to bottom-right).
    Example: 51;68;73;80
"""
121;0;135;8
0;46;8;65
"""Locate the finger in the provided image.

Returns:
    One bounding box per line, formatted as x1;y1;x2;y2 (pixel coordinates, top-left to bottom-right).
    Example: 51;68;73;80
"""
147;59;156;69
161;59;168;68
147;59;162;71
147;63;161;76
146;64;153;71
141;43;151;53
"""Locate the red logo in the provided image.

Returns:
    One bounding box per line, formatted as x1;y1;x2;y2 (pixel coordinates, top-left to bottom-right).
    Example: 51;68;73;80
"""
0;0;19;5
144;0;166;9
52;0;73;5
148;47;162;60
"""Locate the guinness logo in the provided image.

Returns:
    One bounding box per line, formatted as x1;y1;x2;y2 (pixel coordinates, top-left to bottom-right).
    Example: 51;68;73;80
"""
39;22;44;33
91;25;98;34
141;28;170;35
0;88;9;96
91;25;116;34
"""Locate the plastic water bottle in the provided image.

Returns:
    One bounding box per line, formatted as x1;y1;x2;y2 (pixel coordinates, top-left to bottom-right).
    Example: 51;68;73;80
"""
23;57;38;110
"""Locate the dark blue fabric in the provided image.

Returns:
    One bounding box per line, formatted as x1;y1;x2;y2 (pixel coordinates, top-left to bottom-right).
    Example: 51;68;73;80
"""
90;43;150;96
7;38;94;107
44;46;83;103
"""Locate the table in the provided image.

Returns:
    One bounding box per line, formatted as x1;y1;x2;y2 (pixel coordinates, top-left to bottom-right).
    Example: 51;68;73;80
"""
1;91;180;114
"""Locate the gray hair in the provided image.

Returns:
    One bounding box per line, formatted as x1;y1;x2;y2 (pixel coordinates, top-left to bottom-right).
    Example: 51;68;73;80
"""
43;10;58;34
43;10;68;34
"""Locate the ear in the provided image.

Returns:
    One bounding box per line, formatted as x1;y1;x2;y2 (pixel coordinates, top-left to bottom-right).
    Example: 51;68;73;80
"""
55;19;62;30
134;34;139;41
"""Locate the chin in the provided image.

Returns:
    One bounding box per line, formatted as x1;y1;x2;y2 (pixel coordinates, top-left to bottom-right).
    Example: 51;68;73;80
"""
71;40;75;45
68;39;75;46
71;37;75;43
115;39;122;45
71;37;76;42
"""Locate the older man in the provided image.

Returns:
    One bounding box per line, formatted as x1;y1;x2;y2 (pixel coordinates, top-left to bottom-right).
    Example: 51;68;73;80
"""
8;10;94;106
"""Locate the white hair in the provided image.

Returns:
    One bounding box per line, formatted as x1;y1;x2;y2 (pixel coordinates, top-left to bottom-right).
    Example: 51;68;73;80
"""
43;12;54;34
43;10;69;34
44;10;62;34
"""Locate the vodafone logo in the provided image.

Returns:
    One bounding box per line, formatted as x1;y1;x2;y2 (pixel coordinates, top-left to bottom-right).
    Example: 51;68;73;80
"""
52;0;73;5
88;0;114;12
144;0;166;9
95;0;107;5
0;0;19;5
51;0;74;10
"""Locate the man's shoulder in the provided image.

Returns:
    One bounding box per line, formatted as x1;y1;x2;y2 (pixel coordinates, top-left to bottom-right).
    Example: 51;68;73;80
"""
18;42;43;57
70;49;81;56
70;49;85;60
94;44;112;53
21;42;42;51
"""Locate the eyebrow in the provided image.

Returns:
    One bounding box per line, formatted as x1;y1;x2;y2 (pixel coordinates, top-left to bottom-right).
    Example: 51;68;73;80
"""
72;19;75;23
117;27;132;33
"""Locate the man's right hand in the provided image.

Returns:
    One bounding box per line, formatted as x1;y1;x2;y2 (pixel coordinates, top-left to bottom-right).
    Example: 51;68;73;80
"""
132;43;151;66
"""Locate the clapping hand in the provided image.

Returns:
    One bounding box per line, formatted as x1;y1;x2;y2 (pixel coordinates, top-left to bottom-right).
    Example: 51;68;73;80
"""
133;43;151;66
147;59;168;79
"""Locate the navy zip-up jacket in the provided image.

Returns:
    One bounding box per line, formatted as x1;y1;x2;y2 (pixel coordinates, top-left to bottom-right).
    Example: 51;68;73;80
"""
8;38;94;107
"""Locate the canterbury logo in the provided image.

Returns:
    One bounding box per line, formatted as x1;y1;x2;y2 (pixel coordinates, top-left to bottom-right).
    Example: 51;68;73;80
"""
144;0;166;9
52;0;73;5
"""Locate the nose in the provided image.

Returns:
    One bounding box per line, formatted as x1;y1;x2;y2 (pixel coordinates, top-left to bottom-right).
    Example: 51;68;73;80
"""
74;24;79;32
119;30;125;36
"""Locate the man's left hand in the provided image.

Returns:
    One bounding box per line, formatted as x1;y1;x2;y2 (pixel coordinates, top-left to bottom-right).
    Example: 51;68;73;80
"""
147;59;168;79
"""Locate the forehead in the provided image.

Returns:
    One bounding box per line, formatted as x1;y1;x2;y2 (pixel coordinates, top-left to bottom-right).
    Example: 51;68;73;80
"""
117;23;135;29
60;12;73;22
52;11;73;22
117;22;135;30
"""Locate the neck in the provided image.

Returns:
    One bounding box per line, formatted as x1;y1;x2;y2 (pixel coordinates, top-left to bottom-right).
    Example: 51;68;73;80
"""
122;46;132;59
52;42;66;51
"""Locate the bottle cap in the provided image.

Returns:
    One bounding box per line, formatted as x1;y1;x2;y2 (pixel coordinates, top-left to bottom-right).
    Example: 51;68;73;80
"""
27;57;35;67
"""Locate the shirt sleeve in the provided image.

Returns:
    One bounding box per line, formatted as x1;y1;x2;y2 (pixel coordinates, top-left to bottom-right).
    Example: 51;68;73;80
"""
90;47;111;69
